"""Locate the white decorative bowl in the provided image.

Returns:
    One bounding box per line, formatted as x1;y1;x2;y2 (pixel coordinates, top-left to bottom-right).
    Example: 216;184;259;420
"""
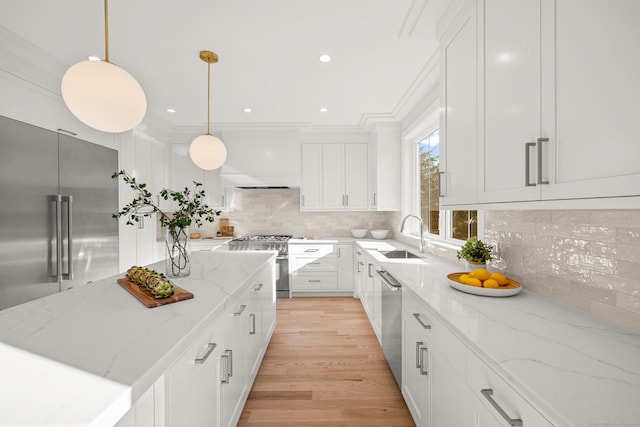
370;229;389;239
351;229;368;238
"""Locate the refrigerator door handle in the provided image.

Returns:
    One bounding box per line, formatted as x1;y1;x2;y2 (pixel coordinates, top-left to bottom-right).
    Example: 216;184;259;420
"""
49;195;62;286
62;195;73;280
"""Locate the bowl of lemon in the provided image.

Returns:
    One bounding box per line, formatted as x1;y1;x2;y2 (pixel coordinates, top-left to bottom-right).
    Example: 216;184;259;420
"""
447;268;521;297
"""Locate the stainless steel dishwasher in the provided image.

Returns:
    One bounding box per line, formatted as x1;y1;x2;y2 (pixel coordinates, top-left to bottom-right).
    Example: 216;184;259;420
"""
378;269;402;387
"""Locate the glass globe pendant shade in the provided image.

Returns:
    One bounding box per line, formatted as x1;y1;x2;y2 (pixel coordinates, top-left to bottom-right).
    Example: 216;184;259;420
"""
61;60;147;133
189;134;227;170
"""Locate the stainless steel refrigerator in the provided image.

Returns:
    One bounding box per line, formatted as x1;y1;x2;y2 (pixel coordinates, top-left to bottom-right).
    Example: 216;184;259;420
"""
0;115;119;310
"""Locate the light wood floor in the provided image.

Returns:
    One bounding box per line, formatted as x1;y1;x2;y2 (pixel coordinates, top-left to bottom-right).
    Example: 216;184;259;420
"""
238;297;415;427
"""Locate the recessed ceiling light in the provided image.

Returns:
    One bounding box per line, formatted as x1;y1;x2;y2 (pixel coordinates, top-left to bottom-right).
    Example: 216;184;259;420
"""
87;56;101;61
243;108;252;113
319;54;332;63
166;108;176;113
319;107;328;112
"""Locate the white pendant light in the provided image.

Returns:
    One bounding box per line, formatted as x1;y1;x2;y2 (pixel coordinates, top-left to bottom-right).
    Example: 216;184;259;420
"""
189;51;227;170
61;0;146;133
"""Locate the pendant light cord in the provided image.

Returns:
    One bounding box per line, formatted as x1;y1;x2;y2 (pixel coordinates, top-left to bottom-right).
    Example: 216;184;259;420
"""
104;0;110;62
207;62;211;135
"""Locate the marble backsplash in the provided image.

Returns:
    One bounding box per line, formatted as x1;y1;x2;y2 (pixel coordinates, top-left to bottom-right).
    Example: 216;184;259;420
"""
194;188;392;238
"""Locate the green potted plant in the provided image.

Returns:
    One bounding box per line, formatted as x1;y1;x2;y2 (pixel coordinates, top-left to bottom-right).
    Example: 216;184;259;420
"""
456;238;494;271
112;170;220;277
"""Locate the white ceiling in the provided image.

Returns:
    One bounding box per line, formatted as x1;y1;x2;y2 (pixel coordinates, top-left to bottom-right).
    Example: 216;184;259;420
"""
0;0;446;131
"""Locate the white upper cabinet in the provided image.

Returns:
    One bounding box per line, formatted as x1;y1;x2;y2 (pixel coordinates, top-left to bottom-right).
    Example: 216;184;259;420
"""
170;143;229;210
440;0;479;206
478;0;543;203
300;143;323;210
441;0;640;208
369;124;401;211
301;143;368;211
540;0;640;200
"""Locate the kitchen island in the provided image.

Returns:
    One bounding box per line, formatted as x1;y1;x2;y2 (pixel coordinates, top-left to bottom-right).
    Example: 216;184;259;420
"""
0;251;276;426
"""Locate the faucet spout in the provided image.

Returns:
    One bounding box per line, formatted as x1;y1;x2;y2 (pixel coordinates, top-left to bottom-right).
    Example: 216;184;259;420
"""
400;214;424;253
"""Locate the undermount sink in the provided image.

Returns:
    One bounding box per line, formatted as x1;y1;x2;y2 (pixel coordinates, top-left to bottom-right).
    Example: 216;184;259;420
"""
380;250;420;259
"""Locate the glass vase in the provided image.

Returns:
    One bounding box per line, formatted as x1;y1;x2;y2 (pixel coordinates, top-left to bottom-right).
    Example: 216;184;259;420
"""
165;226;191;277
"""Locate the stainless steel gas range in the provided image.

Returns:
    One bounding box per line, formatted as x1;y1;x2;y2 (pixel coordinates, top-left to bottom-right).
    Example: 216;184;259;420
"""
228;235;291;298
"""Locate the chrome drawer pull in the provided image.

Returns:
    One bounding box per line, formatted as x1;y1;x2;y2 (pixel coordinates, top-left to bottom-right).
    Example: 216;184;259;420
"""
308;279;321;283
537;137;549;185
481;389;523;426
525;142;536;187
194;343;216;364
304;248;319;253
415;341;424;369
413;313;431;329
419;347;429;376
234;304;247;316
249;313;256;335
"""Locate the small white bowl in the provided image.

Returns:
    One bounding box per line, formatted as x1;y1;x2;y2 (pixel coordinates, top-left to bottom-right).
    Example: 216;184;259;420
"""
351;229;368;238
370;229;389;239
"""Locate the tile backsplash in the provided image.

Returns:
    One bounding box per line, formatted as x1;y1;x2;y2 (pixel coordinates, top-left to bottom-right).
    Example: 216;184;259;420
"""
195;188;392;238
484;210;640;333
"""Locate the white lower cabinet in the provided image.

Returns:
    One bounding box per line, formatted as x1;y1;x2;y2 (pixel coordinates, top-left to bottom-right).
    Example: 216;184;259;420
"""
162;264;275;427
401;286;553;427
290;242;354;296
361;252;382;343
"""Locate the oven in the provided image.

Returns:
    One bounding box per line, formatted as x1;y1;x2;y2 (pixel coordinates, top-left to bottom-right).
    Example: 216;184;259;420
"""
228;235;291;299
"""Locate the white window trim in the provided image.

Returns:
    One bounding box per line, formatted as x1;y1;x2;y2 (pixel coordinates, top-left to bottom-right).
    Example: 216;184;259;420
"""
400;104;484;249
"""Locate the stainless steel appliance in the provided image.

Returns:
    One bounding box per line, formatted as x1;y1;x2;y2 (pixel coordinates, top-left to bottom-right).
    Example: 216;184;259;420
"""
228;235;291;298
0;115;119;310
378;269;403;387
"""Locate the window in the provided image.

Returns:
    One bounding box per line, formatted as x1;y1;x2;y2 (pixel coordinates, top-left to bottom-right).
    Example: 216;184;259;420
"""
417;129;477;242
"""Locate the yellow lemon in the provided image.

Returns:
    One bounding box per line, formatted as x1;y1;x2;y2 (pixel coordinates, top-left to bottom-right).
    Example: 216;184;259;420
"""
466;277;482;287
483;279;499;288
470;268;491;281
490;272;509;286
460;274;469;284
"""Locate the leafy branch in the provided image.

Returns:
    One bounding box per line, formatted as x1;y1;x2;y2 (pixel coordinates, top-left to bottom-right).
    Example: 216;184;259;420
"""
112;170;221;232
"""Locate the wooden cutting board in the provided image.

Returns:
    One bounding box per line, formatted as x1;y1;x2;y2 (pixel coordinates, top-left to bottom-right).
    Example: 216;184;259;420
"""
117;278;194;308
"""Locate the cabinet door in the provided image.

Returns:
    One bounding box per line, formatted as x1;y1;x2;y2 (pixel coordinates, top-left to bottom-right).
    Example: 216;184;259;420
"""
440;1;479;206
344;144;368;210
478;0;542;203
541;0;640;200
204;168;228;209
322;144;346;209
300;144;323;210
337;244;354;292
402;309;430;427
430;343;467;427
354;248;366;298
219;304;248;427
245;284;263;379
170;143;205;192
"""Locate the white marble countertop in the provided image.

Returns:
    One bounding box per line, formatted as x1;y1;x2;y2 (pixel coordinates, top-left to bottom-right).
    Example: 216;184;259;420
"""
0;251;275;426
289;236;391;244
357;240;640;427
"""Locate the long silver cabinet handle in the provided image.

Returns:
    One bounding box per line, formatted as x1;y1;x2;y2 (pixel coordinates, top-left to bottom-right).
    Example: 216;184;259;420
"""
308;279;321;283
419;347;429;376
50;195;62;281
221;349;233;384
373;192;377;206
415;341;424;369
525;142;536;187
438;171;445;197
304;248;319;253
413;312;432;329
254;283;264;292
234;304;247;316
62;195;73;280
481;389;523;426
249;313;256;335
537;137;549;185
368;263;373;278
194;343;217;364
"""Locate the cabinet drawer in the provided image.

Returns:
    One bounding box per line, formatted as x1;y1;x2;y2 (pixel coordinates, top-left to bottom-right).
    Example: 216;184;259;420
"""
402;289;466;378
292;272;338;290
291;255;338;272
467;350;553;427
168;323;221;411
289;243;336;256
